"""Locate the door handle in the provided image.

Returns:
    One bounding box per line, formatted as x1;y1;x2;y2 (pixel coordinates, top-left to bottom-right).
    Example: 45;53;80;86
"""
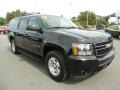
24;34;33;39
25;33;28;36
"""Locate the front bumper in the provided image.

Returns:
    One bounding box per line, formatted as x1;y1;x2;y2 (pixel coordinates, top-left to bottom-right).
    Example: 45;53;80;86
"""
67;48;115;76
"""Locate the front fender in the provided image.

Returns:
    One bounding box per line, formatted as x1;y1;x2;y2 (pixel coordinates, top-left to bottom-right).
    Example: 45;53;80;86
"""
43;31;79;54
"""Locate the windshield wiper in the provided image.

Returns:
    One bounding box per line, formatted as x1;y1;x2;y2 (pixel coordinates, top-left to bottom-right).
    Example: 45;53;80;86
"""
48;26;78;29
49;27;66;29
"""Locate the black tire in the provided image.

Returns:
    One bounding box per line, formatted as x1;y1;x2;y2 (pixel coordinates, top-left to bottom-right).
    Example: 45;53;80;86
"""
115;35;120;39
45;50;68;82
11;39;19;54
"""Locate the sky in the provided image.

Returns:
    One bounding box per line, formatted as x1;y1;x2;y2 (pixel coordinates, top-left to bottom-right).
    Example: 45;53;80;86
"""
0;0;120;18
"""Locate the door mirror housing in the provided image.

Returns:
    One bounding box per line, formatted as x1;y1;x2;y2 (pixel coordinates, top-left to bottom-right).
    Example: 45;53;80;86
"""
26;25;43;33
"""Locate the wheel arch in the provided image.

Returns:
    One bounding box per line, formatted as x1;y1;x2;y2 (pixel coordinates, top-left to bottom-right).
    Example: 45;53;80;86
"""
9;36;14;42
43;43;68;58
8;32;15;42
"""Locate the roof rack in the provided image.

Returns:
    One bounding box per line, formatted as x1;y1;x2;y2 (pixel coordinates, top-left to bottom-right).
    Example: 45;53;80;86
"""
27;12;41;15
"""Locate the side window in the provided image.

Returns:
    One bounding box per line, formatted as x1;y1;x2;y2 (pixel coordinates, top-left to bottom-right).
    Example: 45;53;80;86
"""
27;17;40;30
9;18;20;30
19;17;29;30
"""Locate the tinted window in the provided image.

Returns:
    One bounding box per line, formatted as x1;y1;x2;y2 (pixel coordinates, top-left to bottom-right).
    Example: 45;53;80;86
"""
27;17;40;30
9;18;20;30
19;17;29;30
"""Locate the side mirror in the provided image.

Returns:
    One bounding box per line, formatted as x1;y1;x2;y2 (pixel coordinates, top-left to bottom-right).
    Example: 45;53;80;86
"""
26;25;43;34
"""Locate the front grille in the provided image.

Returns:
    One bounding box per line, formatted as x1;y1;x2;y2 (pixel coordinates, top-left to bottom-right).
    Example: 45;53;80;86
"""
94;39;113;58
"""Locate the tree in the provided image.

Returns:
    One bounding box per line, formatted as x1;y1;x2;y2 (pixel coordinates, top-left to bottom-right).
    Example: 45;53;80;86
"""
71;17;80;26
0;17;5;25
6;9;27;23
71;10;112;28
78;11;96;27
96;15;110;27
104;15;110;27
71;17;77;22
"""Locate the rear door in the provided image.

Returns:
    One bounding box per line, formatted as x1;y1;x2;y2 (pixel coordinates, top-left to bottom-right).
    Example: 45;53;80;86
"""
8;18;20;46
24;16;43;55
15;17;29;49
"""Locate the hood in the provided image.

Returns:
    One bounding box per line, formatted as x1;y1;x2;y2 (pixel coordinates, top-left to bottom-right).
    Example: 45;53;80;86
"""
55;29;112;43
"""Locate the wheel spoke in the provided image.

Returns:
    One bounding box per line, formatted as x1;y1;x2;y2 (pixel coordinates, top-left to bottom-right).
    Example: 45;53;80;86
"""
48;57;61;76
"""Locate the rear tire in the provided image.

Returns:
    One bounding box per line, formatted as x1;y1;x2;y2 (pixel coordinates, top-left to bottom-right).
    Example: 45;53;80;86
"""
11;40;19;54
45;50;68;82
116;34;120;39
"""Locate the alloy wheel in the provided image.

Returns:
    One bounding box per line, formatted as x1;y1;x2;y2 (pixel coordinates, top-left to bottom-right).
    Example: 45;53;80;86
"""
48;57;61;76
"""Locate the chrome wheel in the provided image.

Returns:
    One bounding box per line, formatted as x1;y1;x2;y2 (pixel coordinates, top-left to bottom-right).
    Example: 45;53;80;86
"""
48;57;61;76
11;41;15;53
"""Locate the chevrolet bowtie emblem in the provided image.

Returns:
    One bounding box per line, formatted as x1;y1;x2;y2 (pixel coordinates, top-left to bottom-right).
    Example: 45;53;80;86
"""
106;43;112;48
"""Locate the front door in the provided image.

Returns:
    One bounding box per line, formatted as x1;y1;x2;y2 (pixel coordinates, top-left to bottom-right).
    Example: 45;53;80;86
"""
25;16;44;55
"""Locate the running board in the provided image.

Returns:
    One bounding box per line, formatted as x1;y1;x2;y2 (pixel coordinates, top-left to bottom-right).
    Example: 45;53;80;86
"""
18;49;44;63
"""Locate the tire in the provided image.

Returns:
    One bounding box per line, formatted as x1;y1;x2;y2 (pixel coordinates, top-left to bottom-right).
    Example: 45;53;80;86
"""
45;50;68;82
11;39;19;54
115;34;120;39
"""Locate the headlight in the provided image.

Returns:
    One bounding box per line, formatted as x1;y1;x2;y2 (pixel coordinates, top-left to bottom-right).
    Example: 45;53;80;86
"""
72;43;93;56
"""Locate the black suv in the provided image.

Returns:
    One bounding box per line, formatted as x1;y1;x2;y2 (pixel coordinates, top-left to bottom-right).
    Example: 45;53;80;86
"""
8;15;115;82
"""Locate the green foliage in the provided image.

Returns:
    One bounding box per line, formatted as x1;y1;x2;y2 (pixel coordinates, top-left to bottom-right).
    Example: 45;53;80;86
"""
71;17;77;22
0;17;5;25
71;17;80;26
78;11;96;27
6;9;27;23
97;15;110;27
71;10;111;28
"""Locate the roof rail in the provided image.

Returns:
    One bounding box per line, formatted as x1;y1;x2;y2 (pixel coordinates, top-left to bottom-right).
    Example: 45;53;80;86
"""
27;12;41;15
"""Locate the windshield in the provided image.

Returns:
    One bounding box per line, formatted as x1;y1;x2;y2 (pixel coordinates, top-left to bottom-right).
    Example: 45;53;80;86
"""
40;15;78;29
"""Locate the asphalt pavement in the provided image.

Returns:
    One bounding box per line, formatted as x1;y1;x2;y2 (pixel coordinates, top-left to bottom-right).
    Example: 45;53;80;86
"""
0;34;120;90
